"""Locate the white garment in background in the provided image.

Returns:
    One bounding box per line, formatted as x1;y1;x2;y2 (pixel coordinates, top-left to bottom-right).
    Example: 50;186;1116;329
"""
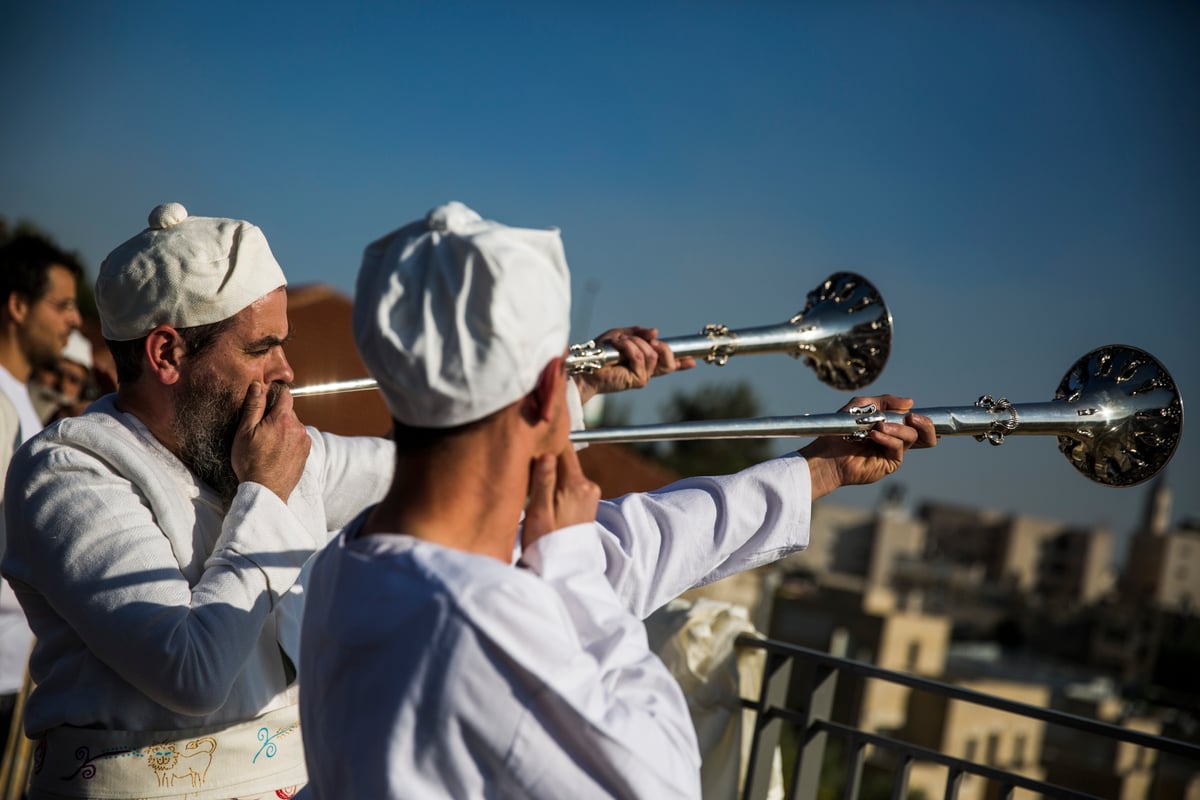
300;453;812;799
0;367;43;448
1;394;393;749
0;364;43;695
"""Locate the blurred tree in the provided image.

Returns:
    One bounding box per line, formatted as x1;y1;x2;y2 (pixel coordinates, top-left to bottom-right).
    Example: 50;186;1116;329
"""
655;381;771;477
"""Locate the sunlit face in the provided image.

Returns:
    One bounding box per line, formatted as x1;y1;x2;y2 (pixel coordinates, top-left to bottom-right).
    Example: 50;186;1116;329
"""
185;287;295;403
170;288;294;501
20;265;82;365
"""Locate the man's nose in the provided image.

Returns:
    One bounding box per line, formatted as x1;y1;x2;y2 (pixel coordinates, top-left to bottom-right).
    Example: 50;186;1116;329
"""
269;350;295;386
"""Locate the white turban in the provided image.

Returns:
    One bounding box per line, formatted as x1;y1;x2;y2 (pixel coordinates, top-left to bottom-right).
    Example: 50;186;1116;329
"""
61;330;93;369
353;201;572;428
96;202;287;341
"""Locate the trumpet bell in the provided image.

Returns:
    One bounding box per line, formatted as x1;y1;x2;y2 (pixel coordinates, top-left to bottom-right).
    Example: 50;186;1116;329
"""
564;271;892;391
1055;345;1183;487
791;271;892;391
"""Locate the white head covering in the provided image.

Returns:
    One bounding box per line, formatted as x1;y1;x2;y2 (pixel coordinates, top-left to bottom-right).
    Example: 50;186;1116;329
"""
60;330;93;369
96;202;288;341
353;201;571;428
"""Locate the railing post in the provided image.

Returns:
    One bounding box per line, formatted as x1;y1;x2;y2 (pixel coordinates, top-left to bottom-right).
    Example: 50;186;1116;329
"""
841;738;866;800
792;663;838;800
741;650;793;800
889;756;913;800
943;767;963;800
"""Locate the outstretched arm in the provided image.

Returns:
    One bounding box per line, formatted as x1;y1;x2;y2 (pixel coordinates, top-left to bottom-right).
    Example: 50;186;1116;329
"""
591;394;936;618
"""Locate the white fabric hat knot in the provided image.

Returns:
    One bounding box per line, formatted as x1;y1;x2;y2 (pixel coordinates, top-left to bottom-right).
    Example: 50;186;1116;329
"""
96;203;288;341
427;202;482;232
353;202;571;428
148;202;188;229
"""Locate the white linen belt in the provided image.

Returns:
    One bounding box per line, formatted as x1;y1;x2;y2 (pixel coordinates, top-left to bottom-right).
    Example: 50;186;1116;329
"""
26;705;305;799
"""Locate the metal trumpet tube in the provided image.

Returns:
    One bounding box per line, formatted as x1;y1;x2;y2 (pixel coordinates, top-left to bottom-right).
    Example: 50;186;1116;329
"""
566;271;891;391
292;271;893;399
292;378;379;398
570;345;1184;487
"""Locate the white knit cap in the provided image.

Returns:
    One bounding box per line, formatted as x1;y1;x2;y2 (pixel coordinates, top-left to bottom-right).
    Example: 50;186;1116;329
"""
61;330;93;369
353;201;572;428
96;202;288;341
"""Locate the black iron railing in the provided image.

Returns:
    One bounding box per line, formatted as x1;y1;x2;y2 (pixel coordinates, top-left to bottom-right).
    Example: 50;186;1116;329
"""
736;636;1200;800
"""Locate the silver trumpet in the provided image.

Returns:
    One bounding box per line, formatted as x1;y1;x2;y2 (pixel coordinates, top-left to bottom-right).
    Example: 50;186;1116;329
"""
566;271;891;391
292;271;892;399
570;345;1184;487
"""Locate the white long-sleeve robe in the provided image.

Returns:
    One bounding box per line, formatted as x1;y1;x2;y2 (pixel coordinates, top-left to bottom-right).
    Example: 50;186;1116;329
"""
1;395;394;737
299;453;811;799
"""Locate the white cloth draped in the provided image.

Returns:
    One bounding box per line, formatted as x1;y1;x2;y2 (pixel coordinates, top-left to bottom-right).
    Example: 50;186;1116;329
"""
1;395;393;739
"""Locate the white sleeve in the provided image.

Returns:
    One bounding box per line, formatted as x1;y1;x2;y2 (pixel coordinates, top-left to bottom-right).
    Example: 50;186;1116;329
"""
594;453;813;619
307;429;394;533
476;524;702;799
4;438;310;716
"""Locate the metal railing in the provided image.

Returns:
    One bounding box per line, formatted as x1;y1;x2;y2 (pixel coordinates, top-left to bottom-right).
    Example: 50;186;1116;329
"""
736;636;1200;800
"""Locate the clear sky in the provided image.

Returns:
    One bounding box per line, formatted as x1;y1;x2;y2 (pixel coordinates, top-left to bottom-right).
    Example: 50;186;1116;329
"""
3;1;1197;563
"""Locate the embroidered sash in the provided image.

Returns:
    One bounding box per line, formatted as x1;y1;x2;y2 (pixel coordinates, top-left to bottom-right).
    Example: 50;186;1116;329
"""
27;705;304;799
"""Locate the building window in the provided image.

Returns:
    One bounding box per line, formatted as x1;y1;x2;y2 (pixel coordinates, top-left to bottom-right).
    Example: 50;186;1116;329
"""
906;641;920;672
986;733;1000;766
1013;734;1026;768
964;739;977;762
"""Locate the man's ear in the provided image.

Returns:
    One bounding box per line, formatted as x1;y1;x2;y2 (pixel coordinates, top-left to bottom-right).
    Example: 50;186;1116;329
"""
531;356;566;424
6;292;29;326
144;325;188;386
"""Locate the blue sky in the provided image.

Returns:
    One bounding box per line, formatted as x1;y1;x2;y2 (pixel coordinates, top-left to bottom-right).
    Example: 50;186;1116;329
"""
3;1;1197;562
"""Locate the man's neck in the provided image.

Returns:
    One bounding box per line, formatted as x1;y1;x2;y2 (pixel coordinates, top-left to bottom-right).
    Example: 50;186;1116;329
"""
0;334;32;382
113;383;183;458
364;423;532;563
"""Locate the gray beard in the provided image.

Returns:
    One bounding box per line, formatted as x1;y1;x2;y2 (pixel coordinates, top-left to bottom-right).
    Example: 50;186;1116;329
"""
170;378;289;504
172;377;242;504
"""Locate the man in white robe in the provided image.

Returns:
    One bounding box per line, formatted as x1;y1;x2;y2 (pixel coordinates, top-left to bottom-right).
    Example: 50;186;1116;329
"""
1;203;391;799
0;234;84;758
298;202;935;799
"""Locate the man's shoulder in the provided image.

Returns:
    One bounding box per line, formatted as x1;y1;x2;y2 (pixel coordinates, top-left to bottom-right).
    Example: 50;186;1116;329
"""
9;401;144;475
333;537;535;607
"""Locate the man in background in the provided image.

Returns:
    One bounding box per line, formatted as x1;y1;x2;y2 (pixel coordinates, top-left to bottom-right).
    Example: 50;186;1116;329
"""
0;233;84;754
30;329;96;424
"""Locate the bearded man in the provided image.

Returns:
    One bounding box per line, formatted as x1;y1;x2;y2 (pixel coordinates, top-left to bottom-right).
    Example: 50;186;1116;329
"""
0;203;393;800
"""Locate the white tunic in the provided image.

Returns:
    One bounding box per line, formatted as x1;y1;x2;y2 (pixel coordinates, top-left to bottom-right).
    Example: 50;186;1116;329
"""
300;453;811;799
0;365;43;695
1;395;394;737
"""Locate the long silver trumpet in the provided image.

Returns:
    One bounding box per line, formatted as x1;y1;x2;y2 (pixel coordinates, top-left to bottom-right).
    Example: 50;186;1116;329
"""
566;271;891;391
570;345;1184;487
292;272;892;399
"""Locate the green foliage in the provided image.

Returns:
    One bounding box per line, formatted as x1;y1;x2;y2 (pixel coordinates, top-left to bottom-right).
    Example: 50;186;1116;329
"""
655;381;771;477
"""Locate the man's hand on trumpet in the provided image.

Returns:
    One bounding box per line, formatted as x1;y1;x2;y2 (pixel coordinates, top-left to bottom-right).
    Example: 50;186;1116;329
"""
800;394;937;500
573;326;696;404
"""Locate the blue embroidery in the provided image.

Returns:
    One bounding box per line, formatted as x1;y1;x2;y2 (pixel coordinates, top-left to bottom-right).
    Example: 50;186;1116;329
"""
252;723;297;764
